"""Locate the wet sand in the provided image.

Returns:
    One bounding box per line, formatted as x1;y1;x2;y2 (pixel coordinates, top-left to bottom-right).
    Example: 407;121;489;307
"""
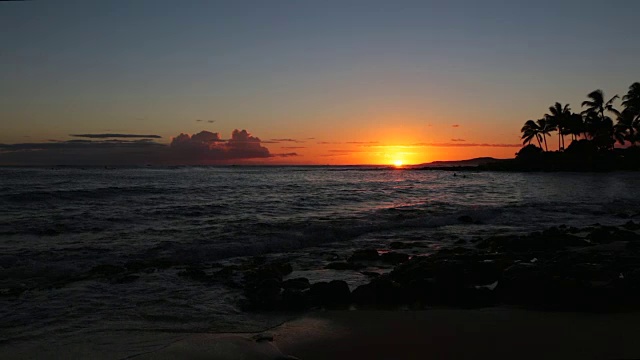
130;307;640;359
274;308;640;359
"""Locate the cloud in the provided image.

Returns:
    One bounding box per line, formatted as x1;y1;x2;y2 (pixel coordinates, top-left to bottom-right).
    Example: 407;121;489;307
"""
281;146;306;149
317;141;342;145
195;119;215;123
0;129;279;165
346;141;379;144
169;129;271;162
452;124;460;128
70;133;162;139
451;138;466;142
270;138;304;143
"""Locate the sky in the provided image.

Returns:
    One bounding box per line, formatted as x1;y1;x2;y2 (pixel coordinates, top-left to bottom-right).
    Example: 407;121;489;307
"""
1;0;639;165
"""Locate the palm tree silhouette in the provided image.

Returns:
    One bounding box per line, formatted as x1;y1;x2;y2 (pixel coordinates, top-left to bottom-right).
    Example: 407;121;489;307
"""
581;90;619;119
622;83;640;133
521;120;543;149
537;118;552;151
614;109;637;146
566;112;585;142
581;90;619;150
545;102;571;150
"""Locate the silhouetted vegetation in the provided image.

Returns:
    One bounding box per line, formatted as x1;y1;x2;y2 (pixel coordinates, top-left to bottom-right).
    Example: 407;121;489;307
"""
512;82;640;171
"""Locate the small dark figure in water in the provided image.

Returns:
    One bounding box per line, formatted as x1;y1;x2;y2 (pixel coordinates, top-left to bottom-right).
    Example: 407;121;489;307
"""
453;173;457;177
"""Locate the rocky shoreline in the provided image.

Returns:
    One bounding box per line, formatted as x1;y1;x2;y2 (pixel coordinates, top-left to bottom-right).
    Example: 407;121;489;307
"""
240;220;640;313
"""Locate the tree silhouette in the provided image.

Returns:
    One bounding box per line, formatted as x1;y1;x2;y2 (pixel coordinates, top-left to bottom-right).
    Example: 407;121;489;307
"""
521;120;543;149
614;108;637;146
537;118;552;151
581;90;618;150
545;102;571;150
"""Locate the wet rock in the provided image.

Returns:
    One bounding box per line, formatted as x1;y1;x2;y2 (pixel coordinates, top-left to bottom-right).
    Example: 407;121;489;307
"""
88;264;126;277
352;277;404;308
244;277;283;310
282;277;310;291
390;241;412;250
454;239;467;245
309;280;351;309
242;261;293;310
325;262;361;270
476;230;590;252
213;266;235;279
623;221;640;231
252;333;274;342
380;252;409;265
177;267;209;281
348;249;379;262
360;271;381;278
457;215;473;223
111;274;140;284
281;288;309;311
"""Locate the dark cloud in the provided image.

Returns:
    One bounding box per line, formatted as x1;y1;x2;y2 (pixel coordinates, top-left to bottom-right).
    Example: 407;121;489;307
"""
70;133;162;139
196;119;203;122
346;141;379;144
317;141;341;145
281;146;306;149
451;138;466;142
306;137;316;140
169;129;271;162
207;120;215;123
0;129;279;165
452;124;460;128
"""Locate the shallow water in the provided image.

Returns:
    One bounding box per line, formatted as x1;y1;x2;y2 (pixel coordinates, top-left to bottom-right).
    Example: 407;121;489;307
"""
2;166;640;357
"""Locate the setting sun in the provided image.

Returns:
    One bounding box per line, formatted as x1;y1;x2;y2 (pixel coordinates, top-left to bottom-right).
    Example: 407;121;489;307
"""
393;160;404;167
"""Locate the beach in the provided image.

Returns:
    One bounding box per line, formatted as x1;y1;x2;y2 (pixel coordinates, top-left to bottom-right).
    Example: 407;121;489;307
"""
126;308;640;360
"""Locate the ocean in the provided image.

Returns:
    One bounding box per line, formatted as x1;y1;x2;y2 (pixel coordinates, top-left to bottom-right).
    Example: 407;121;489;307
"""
2;166;640;358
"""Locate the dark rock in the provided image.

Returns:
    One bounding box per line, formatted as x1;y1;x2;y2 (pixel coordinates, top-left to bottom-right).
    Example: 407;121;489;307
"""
454;239;467;245
623;221;640;231
111;274;140;284
88;264;126;277
245;277;282;310
348;249;379;262
309;280;351;309
325;262;361;270
352;277;404;308
177;267;209;281
360;271;381;278
380;252;409;265
458;215;474;223
213;266;234;279
281;288;309;311
282;277;310;291
390;241;411;249
477;230;590;253
252;333;274;342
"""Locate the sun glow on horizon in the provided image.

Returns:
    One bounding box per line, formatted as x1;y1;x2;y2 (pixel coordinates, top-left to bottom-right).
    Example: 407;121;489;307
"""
393;159;404;167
